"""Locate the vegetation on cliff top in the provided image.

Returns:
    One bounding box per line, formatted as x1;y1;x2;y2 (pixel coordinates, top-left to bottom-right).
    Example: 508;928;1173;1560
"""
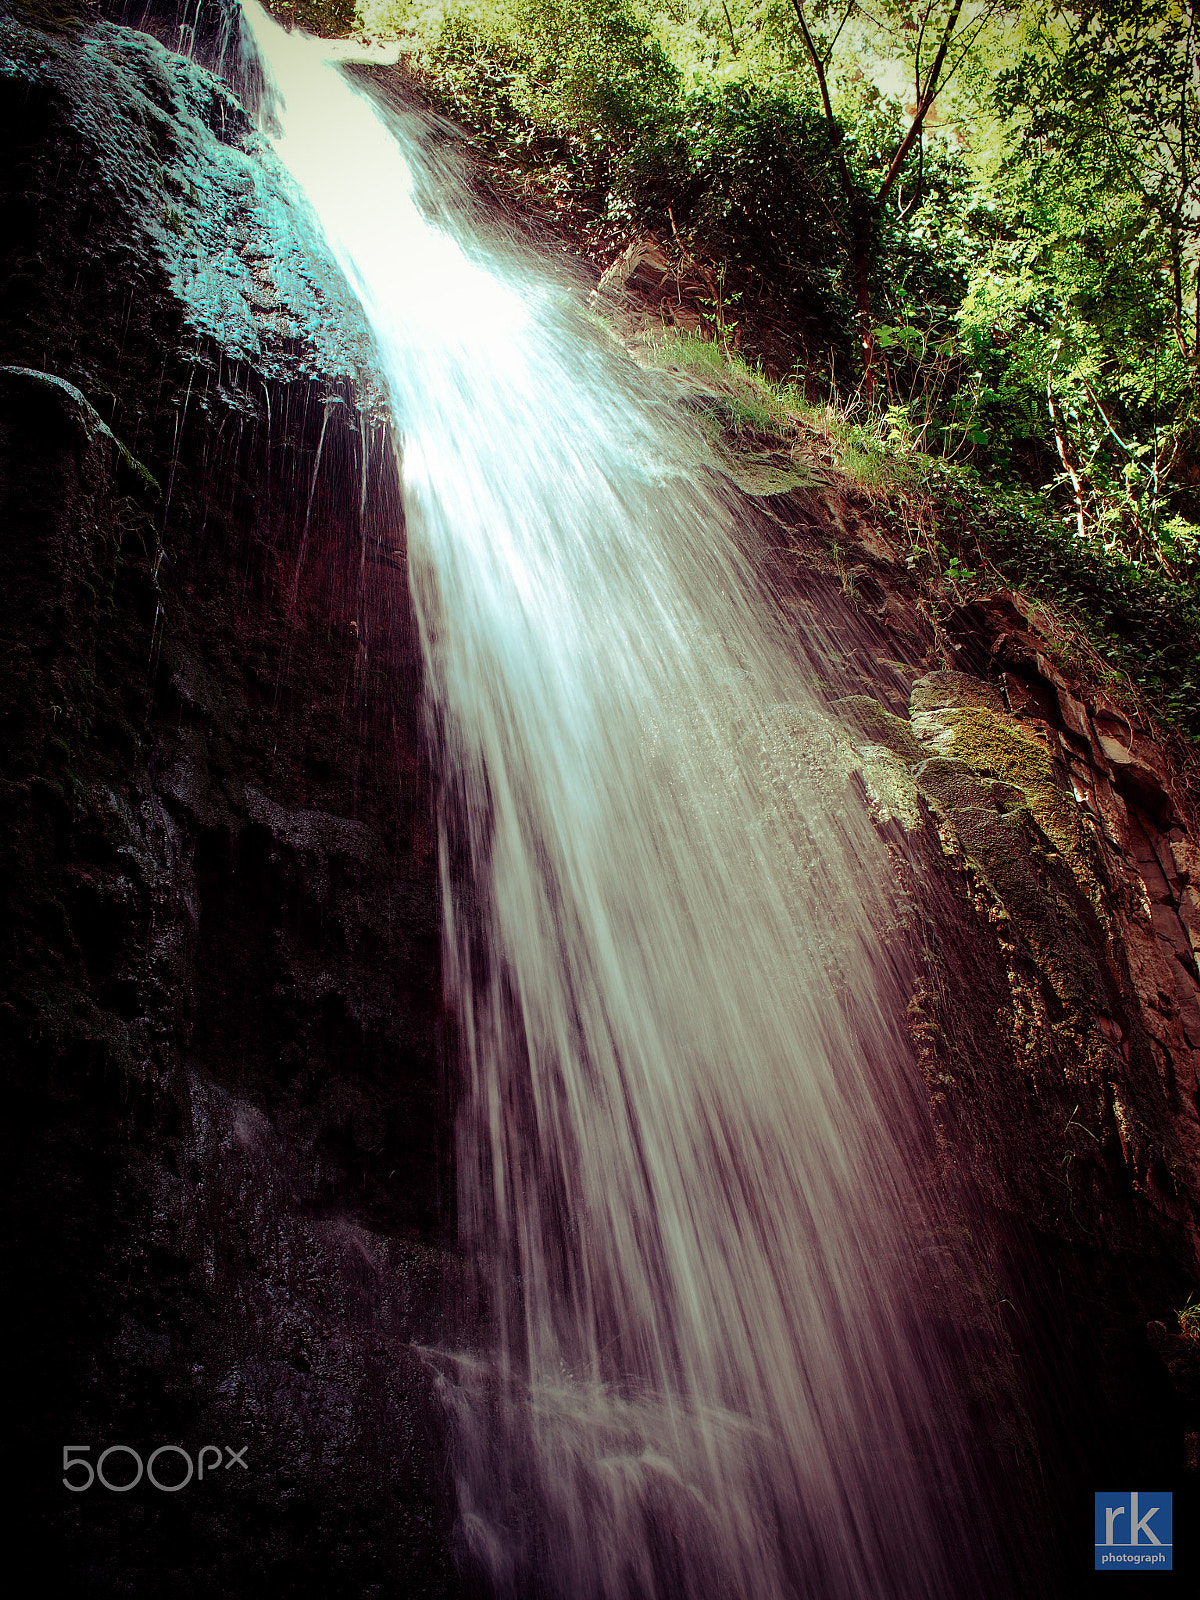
322;0;1197;734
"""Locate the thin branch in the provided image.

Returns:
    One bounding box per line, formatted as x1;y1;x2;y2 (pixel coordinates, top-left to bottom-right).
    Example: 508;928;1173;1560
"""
1082;376;1169;531
796;162;852;242
876;0;965;210
1182;9;1192;195
789;0;836;122
1047;343;1087;541
788;0;855;206
1081;380;1136;457
1166;226;1199;365
1152;348;1160;518
826;1;859;62
915;0;932;100
852;2;887;29
897;135;925;217
1156;433;1182;488
936;5;1004;100
720;0;738;56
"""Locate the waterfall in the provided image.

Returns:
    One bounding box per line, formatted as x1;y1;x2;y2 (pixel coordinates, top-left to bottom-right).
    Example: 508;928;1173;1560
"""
239;7;1000;1595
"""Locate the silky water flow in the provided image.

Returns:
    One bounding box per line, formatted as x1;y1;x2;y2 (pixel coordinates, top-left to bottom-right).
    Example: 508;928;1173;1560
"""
239;7;1007;1596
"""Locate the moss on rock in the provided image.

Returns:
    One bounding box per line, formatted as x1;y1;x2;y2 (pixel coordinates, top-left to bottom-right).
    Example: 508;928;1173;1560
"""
831;693;926;764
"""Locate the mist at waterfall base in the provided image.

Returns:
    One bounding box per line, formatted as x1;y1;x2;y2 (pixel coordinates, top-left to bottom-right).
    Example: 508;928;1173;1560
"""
239;7;1012;1596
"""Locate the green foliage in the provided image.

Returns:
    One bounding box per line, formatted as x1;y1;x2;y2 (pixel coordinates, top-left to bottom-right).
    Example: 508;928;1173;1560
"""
515;0;678;136
406;0;677;143
952;0;1199;576
646;327;801;435
918;456;1200;737
678;79;845;299
362;0;1199;729
649;329;1198;733
271;0;358;35
647;328;920;485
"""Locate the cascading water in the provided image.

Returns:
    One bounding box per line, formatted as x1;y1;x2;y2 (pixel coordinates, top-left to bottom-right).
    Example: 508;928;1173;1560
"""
240;7;1003;1595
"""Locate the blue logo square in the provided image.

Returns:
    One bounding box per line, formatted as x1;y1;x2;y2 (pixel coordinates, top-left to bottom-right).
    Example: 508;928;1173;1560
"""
1095;1492;1173;1570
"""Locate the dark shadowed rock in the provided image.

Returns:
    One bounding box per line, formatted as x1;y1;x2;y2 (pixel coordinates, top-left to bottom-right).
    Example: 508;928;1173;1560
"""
2;9;460;1596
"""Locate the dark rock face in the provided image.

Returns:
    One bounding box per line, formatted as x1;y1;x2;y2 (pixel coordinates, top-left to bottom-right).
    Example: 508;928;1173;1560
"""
754;490;1200;1583
1;12;461;1596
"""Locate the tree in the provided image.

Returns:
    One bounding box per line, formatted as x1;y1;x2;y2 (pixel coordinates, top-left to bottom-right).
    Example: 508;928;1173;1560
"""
992;1;1198;374
514;0;679;138
960;0;1200;566
786;0;1004;402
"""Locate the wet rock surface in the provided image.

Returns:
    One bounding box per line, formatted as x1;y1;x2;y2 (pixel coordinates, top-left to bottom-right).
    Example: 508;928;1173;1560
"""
756;488;1200;1551
2;9;459;1596
1;7;376;384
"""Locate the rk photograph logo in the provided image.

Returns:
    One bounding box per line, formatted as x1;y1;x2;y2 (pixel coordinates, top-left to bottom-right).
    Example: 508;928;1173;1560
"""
1095;1492;1174;1571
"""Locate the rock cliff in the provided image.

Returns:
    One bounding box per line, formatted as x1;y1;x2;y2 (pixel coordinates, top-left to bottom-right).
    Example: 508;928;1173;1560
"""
2;6;1197;1596
2;7;458;1593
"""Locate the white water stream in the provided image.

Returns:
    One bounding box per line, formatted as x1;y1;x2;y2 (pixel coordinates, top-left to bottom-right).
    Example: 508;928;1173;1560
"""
240;8;995;1595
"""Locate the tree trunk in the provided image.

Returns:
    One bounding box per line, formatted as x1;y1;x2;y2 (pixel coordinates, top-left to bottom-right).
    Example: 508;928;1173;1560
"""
853;220;876;406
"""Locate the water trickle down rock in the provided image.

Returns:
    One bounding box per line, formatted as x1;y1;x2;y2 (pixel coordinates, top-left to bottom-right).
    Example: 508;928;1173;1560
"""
2;12;458;1595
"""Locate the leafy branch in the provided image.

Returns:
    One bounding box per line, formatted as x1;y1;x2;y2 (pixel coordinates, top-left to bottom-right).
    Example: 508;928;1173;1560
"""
786;0;1000;402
